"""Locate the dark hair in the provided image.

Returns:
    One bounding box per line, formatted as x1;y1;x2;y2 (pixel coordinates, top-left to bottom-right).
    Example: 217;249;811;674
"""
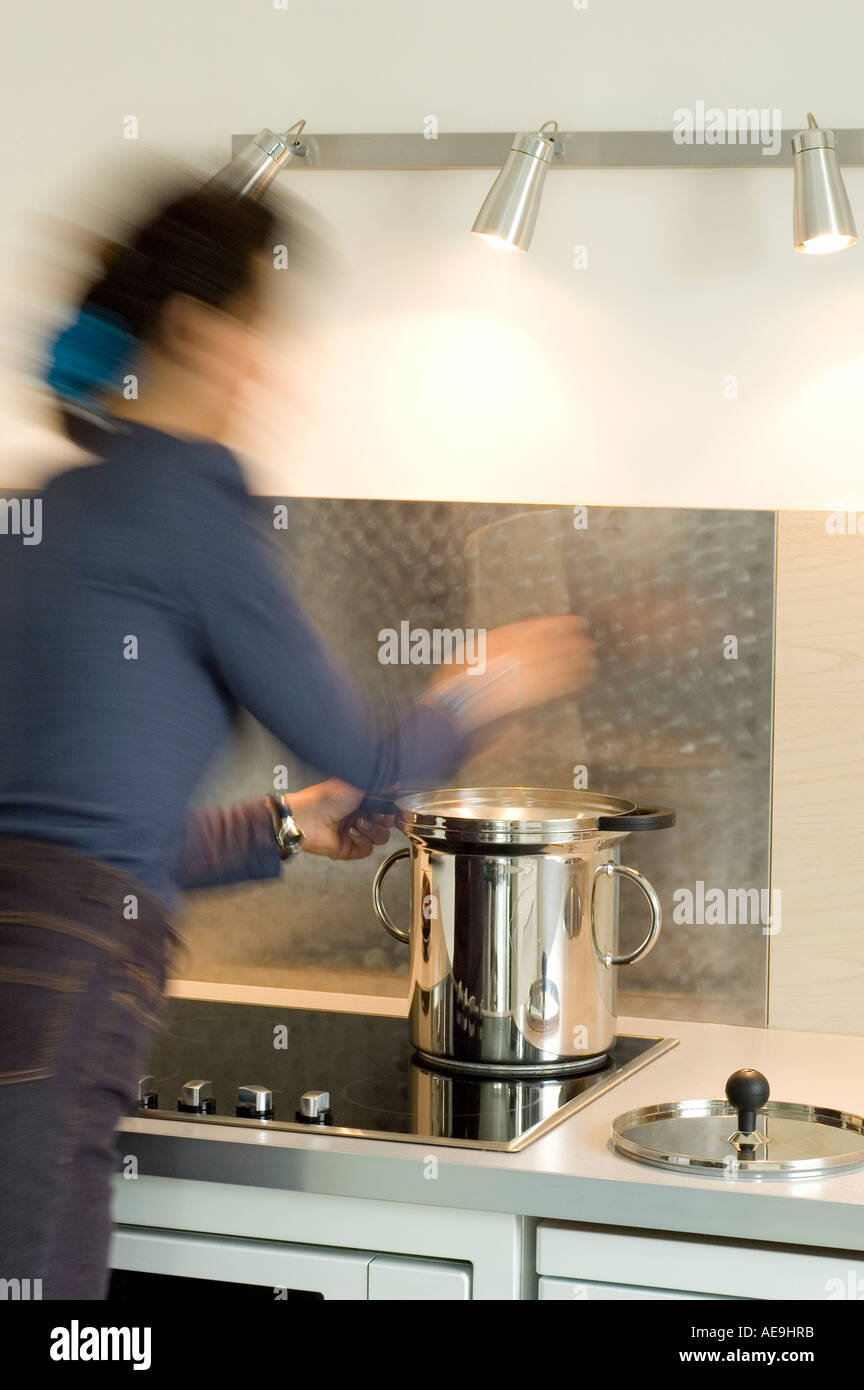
88;187;280;343
44;183;285;441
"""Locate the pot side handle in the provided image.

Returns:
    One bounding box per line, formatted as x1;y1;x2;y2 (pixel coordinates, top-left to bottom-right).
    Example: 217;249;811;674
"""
591;861;662;968
372;847;411;944
596;806;676;831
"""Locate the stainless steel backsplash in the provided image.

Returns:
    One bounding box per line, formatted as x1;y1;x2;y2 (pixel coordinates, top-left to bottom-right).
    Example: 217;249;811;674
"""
181;501;775;1027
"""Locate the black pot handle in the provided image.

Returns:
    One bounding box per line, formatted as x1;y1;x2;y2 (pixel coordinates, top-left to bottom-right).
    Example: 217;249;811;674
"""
360;794;400;817
596;806;676;832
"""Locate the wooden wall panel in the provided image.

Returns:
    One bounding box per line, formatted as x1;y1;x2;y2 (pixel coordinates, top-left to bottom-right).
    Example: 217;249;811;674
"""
770;510;864;1033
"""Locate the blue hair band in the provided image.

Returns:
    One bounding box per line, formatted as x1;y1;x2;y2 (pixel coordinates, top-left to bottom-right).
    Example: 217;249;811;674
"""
43;306;136;412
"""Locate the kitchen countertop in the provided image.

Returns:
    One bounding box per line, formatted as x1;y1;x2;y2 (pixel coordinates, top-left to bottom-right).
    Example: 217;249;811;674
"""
118;1008;864;1253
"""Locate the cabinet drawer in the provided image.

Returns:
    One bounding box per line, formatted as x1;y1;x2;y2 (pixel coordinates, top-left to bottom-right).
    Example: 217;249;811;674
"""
538;1276;735;1301
537;1221;864;1300
368;1255;471;1300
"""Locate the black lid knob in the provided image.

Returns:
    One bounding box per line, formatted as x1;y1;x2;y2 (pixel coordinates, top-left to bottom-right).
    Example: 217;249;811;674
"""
726;1068;770;1134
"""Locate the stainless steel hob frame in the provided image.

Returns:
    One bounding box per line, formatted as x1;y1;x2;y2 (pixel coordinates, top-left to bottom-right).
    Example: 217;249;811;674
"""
134;1033;678;1154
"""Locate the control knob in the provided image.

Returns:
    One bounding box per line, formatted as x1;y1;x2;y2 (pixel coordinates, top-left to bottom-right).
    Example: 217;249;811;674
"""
236;1084;274;1120
137;1075;158;1110
295;1089;333;1125
178;1079;216;1115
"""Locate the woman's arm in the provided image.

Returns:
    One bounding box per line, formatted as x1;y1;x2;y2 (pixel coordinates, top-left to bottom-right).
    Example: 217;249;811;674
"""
178;783;395;891
179;452;596;798
177;799;281;891
181;466;468;793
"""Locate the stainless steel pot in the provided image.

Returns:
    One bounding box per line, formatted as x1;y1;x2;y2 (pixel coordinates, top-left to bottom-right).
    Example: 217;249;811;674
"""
372;788;675;1074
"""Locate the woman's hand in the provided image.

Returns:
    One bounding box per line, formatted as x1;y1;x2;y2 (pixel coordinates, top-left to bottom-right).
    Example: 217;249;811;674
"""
423;615;597;734
289;779;395;861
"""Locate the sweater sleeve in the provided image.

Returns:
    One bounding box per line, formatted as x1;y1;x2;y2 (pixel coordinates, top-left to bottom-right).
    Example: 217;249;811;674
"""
177;799;283;891
181;464;468;792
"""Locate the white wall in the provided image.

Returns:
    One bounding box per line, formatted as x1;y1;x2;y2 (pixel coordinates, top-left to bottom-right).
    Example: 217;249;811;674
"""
3;0;864;507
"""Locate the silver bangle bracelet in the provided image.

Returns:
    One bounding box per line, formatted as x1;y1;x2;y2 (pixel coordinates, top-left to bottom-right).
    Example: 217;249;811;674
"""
430;656;521;732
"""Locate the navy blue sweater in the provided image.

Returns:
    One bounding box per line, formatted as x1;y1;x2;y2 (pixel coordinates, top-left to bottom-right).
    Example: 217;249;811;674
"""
0;421;463;907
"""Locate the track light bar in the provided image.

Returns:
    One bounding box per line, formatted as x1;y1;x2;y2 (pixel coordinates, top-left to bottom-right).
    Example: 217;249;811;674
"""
232;129;864;170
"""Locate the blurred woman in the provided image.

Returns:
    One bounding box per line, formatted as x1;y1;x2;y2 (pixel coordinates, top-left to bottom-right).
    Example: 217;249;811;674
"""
0;182;595;1297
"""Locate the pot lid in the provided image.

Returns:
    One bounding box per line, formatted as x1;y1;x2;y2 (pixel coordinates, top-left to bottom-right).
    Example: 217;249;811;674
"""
395;786;632;844
393;787;674;844
611;1069;864;1178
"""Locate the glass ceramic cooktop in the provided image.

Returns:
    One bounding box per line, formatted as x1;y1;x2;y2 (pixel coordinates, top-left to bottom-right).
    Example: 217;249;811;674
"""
137;999;676;1153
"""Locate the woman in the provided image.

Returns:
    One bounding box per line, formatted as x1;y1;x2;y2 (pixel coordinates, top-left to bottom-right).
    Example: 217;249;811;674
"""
0;182;595;1298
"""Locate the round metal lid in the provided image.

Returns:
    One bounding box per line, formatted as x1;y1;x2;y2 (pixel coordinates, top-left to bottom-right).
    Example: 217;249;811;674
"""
612;1069;864;1178
394;786;639;845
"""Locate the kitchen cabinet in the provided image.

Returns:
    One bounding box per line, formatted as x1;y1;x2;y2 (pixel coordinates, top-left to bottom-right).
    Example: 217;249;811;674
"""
111;1226;471;1300
112;1175;525;1299
537;1221;864;1300
112;1175;864;1301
